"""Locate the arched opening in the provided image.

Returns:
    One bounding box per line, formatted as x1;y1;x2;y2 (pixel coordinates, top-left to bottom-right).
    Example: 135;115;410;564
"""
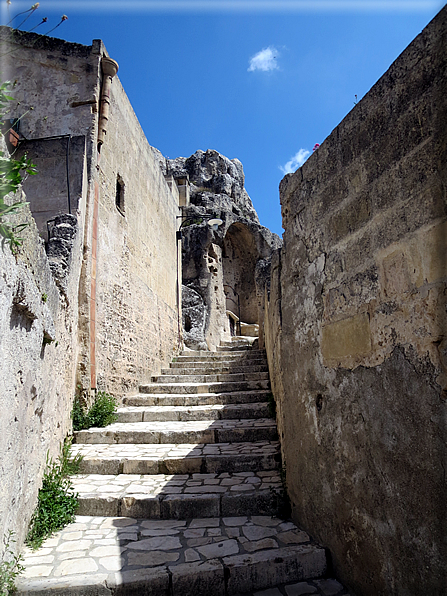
222;223;259;326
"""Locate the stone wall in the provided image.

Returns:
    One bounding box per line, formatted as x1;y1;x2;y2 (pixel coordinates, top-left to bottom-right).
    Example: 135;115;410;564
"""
92;74;179;395
2;28;180;396
265;7;446;595
0;197;83;558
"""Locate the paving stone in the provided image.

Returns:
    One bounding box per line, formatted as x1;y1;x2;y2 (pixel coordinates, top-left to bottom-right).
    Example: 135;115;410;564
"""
197;538;239;558
255;589;283;596
127;550;180;566
314;579;346;595
126;535;182;550
53;558;99;577
242;525;278;541
244;538;279;552
285;583;318;595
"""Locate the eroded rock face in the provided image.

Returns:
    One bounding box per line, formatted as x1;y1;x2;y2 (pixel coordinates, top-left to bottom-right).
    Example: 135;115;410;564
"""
169;149;260;224
171;149;281;350
182;285;208;351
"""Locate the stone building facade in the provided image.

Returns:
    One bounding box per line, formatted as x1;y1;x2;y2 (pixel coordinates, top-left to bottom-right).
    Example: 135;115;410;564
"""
264;7;446;595
0;29;180;554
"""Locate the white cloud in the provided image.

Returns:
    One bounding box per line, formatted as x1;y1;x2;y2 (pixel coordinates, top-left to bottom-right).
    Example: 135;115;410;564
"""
279;149;310;174
248;46;279;72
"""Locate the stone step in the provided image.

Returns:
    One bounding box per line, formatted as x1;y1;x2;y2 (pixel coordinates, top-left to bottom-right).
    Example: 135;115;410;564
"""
139;379;270;395
117;402;271;423
73;419;278;446
168;359;267;370
17;515;327;596
151;372;270;383
177;349;266;361
71;440;281;475
72;471;284;519
124;389;271;407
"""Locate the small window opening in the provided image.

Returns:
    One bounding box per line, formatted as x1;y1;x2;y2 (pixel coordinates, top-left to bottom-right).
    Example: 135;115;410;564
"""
116;175;125;215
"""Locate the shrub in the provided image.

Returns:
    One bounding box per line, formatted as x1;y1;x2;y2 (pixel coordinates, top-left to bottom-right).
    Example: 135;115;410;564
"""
26;440;82;550
0;532;24;595
72;391;118;431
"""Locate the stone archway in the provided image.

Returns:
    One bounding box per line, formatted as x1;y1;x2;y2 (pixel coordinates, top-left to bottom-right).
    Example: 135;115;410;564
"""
222;223;259;327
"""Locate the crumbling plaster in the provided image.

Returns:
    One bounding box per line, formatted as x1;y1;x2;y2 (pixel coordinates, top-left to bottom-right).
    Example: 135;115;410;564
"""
265;7;447;595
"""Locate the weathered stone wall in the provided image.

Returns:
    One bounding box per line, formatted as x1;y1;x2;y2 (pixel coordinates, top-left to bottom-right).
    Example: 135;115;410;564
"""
91;74;179;396
0;197;83;558
2;28;180;396
266;7;446;595
16;136;87;238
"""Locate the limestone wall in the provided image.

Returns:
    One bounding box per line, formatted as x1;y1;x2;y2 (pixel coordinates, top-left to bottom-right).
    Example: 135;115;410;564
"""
91;74;179;396
266;7;446;595
0;199;83;557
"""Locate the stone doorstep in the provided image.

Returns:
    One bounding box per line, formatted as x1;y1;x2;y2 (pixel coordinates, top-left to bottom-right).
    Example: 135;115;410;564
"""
73;419;278;446
123;389;272;407
117;402;271;423
151;372;270;384
16;515;326;596
138;380;271;395
70;440;281;476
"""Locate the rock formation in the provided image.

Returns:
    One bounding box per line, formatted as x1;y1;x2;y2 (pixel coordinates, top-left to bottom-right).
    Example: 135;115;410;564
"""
162;149;282;350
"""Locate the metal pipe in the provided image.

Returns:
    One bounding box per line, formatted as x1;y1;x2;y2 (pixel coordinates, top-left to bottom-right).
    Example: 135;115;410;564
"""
65;135;71;214
97;57;119;149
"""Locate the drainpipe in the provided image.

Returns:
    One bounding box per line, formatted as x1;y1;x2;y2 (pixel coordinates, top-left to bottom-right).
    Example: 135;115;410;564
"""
97;56;119;150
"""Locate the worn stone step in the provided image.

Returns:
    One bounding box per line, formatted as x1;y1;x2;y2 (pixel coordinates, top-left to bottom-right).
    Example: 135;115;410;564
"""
71;440;281;475
139;379;270;395
72;471;284;519
73;419;278;446
151;372;270;383
176;349;266;361
167;362;268;373
124;389;271;407
117;402;271;423
16;515;327;596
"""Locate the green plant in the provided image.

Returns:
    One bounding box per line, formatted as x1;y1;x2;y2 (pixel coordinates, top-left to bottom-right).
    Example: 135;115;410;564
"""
0;81;37;253
41;293;47;303
0;531;24;595
71;391;118;431
26;440;82;550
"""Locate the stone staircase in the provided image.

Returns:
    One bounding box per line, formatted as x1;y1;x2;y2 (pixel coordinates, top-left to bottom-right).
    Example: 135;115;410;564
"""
16;345;351;596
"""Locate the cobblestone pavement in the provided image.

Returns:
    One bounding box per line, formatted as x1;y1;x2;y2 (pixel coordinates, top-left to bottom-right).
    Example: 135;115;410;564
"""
17;515;344;595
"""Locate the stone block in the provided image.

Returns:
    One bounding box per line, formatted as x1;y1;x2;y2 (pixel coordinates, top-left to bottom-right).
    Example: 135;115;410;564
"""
321;313;372;362
223;545;327;594
111;567;170;595
161;493;220;520
121;495;161;518
169;559;225;596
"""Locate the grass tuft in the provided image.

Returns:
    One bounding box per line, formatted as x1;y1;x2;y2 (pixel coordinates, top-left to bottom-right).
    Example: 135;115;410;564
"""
26;440;82;550
72;391;118;431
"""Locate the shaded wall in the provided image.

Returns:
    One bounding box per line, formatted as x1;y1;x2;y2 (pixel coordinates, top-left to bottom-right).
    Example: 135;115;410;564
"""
17;136;87;238
265;7;447;595
0;198;83;558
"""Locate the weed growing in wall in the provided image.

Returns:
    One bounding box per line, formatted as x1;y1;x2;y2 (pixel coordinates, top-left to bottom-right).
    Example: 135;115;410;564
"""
0;531;24;595
72;391;118;431
0;81;37;253
26;440;82;550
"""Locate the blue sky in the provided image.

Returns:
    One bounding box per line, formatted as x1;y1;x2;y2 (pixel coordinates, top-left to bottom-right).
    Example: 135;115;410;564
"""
1;1;445;236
